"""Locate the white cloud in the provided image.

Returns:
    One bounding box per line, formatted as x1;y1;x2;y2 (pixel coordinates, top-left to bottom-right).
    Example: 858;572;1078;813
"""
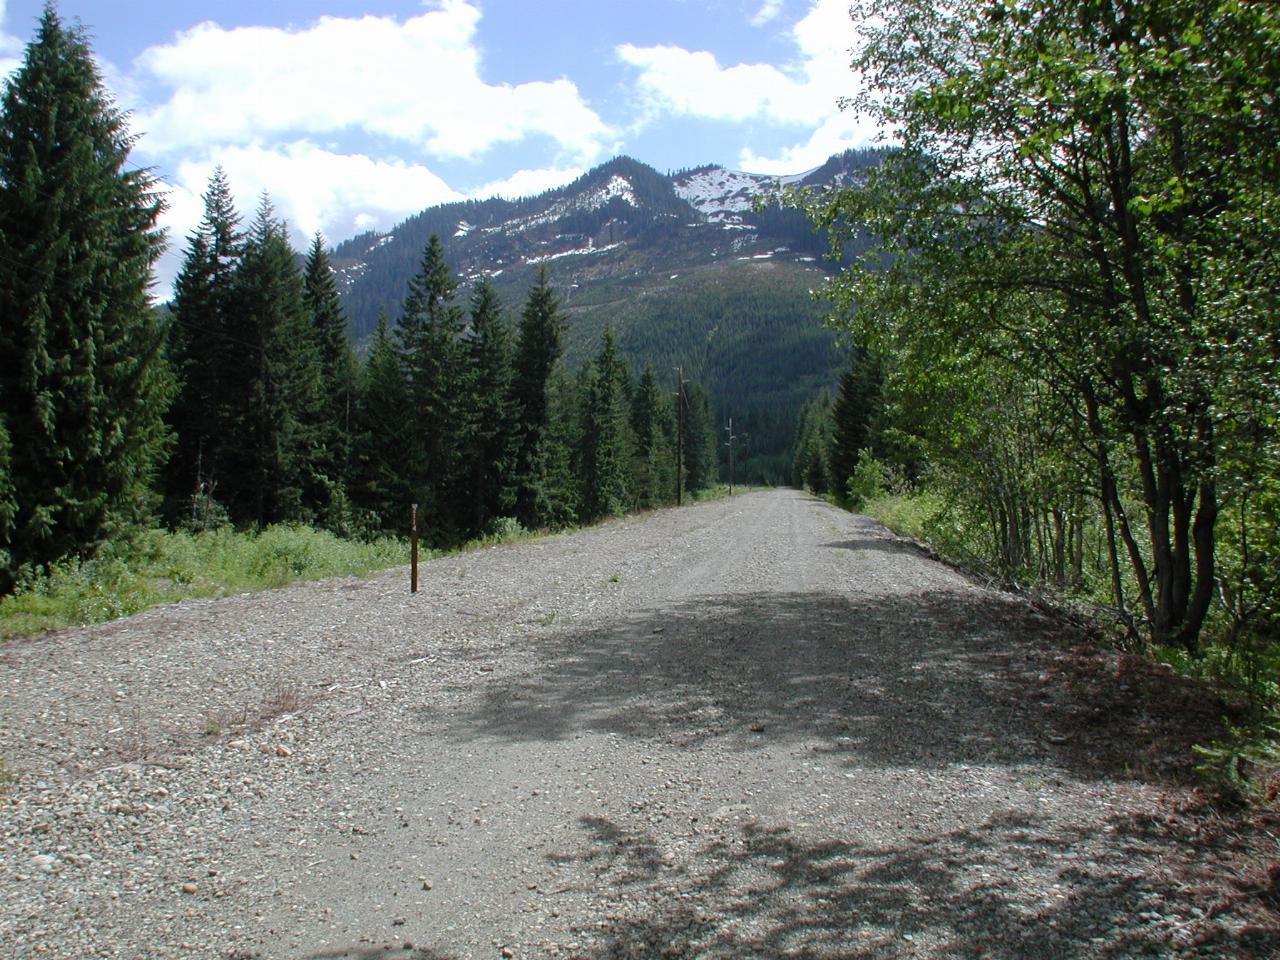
0;0;27;81
751;0;786;27
471;165;583;201
132;0;612;165
618;0;878;170
152;142;465;296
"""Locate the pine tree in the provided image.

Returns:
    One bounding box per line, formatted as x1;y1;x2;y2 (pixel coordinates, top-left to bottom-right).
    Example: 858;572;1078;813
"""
224;195;324;527
509;267;565;529
303;232;358;527
630;362;675;509
397;234;463;543
578;328;632;522
827;348;883;504
681;381;717;493
460;278;513;536
0;6;169;589
351;309;411;532
163;167;243;526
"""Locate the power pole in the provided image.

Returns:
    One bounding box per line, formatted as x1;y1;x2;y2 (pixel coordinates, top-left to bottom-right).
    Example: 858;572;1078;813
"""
675;367;684;506
724;416;736;496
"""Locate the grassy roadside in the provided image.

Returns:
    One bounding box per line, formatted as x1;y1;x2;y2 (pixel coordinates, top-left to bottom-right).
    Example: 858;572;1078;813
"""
0;525;408;642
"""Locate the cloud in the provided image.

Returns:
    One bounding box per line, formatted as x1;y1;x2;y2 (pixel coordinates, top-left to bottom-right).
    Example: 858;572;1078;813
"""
132;0;612;165
0;0;27;80
751;0;786;27
470;165;583;201
153;142;465;296
618;0;878;170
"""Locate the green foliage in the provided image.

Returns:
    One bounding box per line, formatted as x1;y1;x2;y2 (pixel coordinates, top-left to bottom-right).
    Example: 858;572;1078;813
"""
795;0;1280;648
578;329;634;521
1193;723;1280;806
0;525;406;641
350;310;411;534
0;7;170;591
845;450;885;510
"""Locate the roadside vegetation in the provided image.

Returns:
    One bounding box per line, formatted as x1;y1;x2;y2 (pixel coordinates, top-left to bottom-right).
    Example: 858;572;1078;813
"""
787;0;1279;802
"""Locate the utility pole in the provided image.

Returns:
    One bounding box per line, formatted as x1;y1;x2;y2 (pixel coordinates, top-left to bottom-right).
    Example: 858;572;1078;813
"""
410;503;419;594
724;416;736;496
675;367;684;506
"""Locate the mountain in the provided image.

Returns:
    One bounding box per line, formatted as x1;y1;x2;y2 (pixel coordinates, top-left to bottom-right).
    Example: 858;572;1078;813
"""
331;148;887;483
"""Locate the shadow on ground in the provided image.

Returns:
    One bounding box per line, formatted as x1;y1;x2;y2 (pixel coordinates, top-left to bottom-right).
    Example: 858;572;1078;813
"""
547;806;1277;959
415;587;1229;786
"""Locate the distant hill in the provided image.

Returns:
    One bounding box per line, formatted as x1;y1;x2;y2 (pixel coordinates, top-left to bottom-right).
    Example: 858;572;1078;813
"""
331;148;887;483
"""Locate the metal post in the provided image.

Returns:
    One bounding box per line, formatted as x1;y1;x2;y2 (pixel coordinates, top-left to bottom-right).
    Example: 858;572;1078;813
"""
410;503;419;594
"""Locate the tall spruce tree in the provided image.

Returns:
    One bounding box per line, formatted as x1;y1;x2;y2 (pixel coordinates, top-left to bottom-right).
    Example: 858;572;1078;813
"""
302;232;358;526
680;381;717;493
351;309;410;532
163;166;243;526
461;278;513;536
0;6;169;589
224;195;324;527
630;362;675;510
397;234;463;543
578;328;632;522
827;349;883;503
508;267;565;529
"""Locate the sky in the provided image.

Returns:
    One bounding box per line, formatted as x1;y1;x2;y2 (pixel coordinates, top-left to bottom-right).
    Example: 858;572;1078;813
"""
0;0;880;292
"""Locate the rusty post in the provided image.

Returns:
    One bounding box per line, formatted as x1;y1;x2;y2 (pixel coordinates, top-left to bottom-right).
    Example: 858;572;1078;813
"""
410;503;419;594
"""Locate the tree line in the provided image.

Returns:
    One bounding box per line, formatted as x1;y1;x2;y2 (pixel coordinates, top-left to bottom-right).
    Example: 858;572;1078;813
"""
0;8;718;593
793;0;1279;656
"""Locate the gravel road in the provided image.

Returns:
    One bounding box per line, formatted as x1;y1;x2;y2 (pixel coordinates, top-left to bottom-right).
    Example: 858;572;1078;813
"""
1;490;1274;959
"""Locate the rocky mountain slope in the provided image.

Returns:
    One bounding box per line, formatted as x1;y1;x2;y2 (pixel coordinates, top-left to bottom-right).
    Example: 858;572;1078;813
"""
332;149;886;483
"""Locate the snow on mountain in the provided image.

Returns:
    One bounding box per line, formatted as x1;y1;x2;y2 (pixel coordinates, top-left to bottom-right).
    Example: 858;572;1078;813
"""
673;167;773;217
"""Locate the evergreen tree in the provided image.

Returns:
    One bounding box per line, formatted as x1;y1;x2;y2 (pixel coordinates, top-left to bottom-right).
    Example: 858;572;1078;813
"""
351;309;410;532
792;392;834;495
509;267;565;529
827;349;883;504
163;167;243;526
0;7;169;589
224;195;324;527
538;370;581;530
578;328;632;522
630;363;676;510
681;381;717;493
460;278;514;535
303;232;358;526
397;234;462;542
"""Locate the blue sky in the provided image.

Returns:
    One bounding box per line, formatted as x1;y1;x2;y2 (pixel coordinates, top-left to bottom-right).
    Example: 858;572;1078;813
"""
0;1;879;289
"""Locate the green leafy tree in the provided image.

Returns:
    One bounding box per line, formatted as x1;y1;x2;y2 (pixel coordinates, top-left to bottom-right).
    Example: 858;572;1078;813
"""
509;267;566;528
798;0;1280;649
0;6;170;589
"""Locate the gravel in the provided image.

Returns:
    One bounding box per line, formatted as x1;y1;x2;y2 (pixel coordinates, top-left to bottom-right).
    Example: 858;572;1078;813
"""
1;489;1275;959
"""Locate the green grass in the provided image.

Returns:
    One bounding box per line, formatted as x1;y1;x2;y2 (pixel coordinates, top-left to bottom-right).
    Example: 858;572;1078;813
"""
860;490;947;543
0;525;407;641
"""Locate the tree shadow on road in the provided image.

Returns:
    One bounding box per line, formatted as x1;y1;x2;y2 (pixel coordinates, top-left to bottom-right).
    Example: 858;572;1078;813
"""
414;588;1231;787
552;807;1277;959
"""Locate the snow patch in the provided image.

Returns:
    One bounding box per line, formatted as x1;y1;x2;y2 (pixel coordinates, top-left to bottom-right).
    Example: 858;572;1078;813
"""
526;240;624;265
454;220;475;237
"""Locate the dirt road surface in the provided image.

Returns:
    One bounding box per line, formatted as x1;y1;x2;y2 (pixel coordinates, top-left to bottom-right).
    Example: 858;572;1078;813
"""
1;490;1275;958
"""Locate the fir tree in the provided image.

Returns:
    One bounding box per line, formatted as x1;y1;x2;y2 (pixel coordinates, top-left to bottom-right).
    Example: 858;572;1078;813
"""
224;195;324;527
163;166;243;526
680;381;717;493
509;267;565;529
351;309;411;532
578;328;632;521
397;234;462;542
630;362;675;510
0;6;169;589
460;278;513;536
827;348;883;504
303;232;358;526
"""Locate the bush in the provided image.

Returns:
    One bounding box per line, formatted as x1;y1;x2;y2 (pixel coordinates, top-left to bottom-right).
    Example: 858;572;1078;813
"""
845;449;885;509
